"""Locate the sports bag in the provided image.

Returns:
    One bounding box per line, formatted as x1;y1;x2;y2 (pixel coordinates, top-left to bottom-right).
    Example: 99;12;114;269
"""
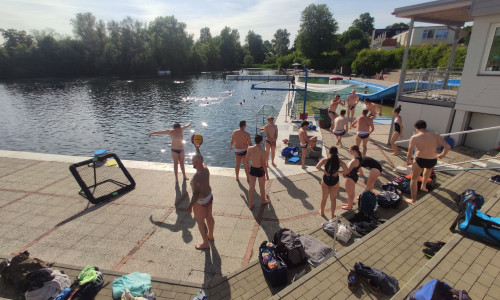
1;251;51;292
450;203;500;245
377;191;401;208
273;228;306;268
258;241;287;287
390;176;411;194
408;279;471;300
358;190;377;214
455;189;484;211
281;146;298;157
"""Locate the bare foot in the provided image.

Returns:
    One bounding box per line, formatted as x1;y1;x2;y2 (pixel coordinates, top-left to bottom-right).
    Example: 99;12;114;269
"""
184;177;189;181
331;214;336;219
249;202;254;210
420;187;429;192
341;204;353;210
272;162;277;167
391;152;399;156
262;200;271;205
195;243;210;250
208;236;214;241
302;166;307;169
319;211;325;216
236;177;239;181
405;199;415;205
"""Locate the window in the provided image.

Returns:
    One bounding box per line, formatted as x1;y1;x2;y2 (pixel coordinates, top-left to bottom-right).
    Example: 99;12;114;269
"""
422;30;434;39
436;29;448;39
481;24;500;74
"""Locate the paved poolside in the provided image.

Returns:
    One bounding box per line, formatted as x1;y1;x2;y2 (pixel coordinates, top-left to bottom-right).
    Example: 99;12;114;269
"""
1;105;499;299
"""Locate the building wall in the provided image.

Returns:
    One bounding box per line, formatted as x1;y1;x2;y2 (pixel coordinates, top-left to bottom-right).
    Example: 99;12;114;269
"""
396;100;454;149
451;13;500;151
464;112;500;151
409;26;456;46
471;0;500;16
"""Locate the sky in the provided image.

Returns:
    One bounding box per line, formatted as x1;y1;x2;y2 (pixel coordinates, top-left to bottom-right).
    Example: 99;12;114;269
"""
1;0;430;42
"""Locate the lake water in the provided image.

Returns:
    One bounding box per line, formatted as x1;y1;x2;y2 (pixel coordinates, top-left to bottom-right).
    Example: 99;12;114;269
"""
0;73;394;167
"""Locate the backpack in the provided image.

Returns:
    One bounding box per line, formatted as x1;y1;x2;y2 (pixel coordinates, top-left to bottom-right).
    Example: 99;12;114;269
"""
404;169;437;191
455;189;484;211
1;251;51;292
390;176;411;194
377;191;401;209
68;270;105;300
281;146;298;157
358;190;377;214
408;279;471;300
450;202;500;245
273;228;306;268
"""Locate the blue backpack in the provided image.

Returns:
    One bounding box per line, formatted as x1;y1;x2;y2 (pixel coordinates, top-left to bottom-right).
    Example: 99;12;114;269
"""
358;190;377;214
281;146;298;157
409;279;471;300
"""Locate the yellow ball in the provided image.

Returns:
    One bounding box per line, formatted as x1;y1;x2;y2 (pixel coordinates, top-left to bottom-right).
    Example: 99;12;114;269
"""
191;133;203;146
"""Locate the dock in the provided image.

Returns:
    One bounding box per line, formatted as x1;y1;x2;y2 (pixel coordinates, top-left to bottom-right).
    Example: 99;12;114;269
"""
226;75;293;81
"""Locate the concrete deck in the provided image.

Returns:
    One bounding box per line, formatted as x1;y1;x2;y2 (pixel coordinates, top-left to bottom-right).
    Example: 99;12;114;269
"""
1;101;499;299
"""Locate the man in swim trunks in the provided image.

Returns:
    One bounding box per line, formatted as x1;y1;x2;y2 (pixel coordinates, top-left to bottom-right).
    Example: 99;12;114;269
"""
328;94;345;131
351;109;374;157
229;120;252;181
187;147;215;250
332;109;349;146
406;120;450;204
245;134;271;209
346;89;359;127
148;121;191;183
364;98;382;119
299;120;318;169
264;116;278;167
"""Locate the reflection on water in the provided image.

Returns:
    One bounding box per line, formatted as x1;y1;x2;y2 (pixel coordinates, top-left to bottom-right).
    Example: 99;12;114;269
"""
0;74;393;167
0;74;288;167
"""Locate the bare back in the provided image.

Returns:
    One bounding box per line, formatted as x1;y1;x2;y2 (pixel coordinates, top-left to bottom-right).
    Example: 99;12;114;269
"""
366;103;378;115
191;166;211;199
334;116;349;131
247;145;266;168
329;99;341;112
411;132;445;159
357;116;373;132
232;129;251;149
169;129;185;149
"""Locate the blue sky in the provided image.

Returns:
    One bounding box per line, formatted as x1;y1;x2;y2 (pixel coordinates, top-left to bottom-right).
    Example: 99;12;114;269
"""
1;0;430;42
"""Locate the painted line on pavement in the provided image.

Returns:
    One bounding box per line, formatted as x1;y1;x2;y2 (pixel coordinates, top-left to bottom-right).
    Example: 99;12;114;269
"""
0;161;42;179
113;207;175;271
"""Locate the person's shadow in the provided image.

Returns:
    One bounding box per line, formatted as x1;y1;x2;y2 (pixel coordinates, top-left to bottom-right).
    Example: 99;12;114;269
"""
269;167;314;210
204;242;231;298
150;181;195;243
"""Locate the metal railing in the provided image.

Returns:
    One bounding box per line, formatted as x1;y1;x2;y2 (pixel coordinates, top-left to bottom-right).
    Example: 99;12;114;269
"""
401;67;462;103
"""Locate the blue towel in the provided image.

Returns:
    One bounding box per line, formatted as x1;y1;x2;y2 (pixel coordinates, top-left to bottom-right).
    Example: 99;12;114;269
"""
288;157;300;163
112;272;151;298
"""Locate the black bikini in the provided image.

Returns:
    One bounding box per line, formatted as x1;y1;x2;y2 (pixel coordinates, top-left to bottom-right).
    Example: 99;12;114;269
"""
323;159;339;186
345;157;361;183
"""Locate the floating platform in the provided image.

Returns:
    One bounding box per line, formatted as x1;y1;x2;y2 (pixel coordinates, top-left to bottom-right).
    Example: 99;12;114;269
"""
226;75;293;81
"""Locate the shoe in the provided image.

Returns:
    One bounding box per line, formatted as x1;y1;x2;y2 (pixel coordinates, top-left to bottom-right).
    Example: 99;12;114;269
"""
347;270;358;288
424;241;445;249
490;175;500;184
423;248;436;258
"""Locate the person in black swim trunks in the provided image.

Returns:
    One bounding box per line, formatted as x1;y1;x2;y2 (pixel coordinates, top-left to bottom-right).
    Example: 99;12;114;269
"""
316;147;348;218
406;120;450;204
264;116;278;167
390;105;403;155
246;134;270;209
328;94;345;131
342;146;362;210
230;120;252;181
332;109;349;146
149;121;192;183
359;156;382;192
347;90;359;127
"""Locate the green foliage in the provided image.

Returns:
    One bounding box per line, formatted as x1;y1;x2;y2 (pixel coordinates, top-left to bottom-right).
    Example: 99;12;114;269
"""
244;54;255;65
351;13;375;37
245;30;265;63
296;4;338;59
272;29;290;57
385;22;409;29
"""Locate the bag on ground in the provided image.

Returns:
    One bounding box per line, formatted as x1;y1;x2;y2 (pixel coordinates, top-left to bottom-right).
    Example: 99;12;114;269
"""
358;190;377;214
273;228;306;268
1;251;51;292
354;262;399;295
455;189;484;211
68;267;104;300
452;203;500;244
258;241;287;287
322;220;352;243
408;279;471;300
377;191;401;209
298;234;333;267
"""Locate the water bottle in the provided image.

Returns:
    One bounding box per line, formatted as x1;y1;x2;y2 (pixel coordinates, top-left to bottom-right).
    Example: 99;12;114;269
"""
193;289;207;300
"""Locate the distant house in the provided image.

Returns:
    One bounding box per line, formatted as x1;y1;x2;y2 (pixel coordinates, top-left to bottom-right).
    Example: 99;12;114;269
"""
393;26;457;47
392;0;500;152
371;28;408;49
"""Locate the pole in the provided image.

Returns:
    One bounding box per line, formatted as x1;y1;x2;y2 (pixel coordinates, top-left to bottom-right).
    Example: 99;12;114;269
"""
396;125;500;144
434;167;500;172
302;68;309;120
388;18;415;145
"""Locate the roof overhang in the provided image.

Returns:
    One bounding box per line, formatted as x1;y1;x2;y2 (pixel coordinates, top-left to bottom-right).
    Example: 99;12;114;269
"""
392;0;474;26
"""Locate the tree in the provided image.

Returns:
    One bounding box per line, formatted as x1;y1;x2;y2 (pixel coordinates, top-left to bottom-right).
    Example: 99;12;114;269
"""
272;29;290;57
296;4;338;59
385;22;409;29
217;26;242;69
352;12;375;37
338;27;370;74
245;30;265;63
199;27;211;43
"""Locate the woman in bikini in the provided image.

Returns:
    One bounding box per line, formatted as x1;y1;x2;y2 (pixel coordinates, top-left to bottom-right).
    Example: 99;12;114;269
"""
359;156;383;192
342;145;362;210
390;106;403;155
316;147;347;218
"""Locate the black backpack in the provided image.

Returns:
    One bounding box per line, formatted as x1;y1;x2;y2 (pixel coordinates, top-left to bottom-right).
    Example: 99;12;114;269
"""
273;228;306;268
67;270;105;300
358;190;377;214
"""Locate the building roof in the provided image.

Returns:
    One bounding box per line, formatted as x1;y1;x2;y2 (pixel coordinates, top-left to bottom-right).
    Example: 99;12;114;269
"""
392;0;474;26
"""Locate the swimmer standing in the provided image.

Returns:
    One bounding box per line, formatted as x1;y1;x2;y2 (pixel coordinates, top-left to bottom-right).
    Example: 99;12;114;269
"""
351;109;374;157
299;121;318;169
229;120;252;181
364;98;382;118
332;109;349;146
406;120;450;204
328;94;345;132
264;116;278;167
347;90;360;126
148;122;191;183
246;134;270;209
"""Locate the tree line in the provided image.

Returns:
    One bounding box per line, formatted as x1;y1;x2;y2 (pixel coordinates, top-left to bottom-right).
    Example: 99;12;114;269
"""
0;4;466;79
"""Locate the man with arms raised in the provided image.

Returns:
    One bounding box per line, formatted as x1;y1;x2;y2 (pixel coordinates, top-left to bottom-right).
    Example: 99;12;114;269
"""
364;98;382;119
351;109;374;157
246;134;271;209
148;122;191;183
406;120;450;204
328;94;345;131
347;90;359;126
187;146;215;250
299;120;318;169
264;116;278;167
229;120;252;181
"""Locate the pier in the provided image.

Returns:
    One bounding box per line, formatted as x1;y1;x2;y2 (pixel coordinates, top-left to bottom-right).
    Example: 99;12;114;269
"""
226;74;293;81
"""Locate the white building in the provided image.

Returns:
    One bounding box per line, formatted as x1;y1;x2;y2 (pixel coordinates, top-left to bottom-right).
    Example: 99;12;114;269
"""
393;26;457;47
393;0;500;151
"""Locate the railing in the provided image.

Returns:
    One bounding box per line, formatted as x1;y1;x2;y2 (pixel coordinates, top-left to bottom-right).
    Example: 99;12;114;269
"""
401;67;462;103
